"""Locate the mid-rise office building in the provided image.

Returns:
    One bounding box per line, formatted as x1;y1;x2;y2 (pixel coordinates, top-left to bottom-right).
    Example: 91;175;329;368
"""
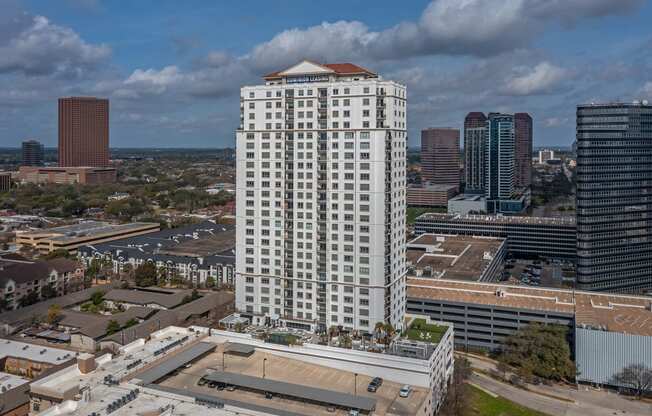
17;166;116;185
464;112;487;193
58;97;109;167
406;184;457;207
415;213;576;260
514;113;532;189
21;139;44;166
576;102;652;292
421;127;460;190
235;61;407;333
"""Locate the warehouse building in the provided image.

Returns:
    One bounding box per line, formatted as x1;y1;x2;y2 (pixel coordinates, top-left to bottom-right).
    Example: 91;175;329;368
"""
414;213;576;260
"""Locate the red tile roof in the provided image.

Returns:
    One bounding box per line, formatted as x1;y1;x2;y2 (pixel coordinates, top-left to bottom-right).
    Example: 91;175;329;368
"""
263;62;376;79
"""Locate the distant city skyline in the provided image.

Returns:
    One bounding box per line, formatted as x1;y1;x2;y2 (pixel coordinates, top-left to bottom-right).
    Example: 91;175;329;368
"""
1;0;651;148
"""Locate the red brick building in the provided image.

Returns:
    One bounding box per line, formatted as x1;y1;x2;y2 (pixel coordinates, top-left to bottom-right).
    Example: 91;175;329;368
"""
421;128;460;191
58;97;109;167
18;166;116;185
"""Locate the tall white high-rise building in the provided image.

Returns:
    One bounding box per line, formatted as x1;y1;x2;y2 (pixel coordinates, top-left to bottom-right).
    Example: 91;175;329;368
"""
235;61;407;333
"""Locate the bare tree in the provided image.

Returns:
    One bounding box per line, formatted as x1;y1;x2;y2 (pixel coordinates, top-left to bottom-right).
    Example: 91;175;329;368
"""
441;357;472;416
612;363;652;399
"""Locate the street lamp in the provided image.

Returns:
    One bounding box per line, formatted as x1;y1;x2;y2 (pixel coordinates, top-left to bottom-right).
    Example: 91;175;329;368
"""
263;358;268;379
354;373;358;396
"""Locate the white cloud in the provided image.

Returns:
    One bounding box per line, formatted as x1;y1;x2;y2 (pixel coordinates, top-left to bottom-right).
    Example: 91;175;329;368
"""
125;66;183;90
243;0;645;68
0;15;110;77
543;117;569;127
641;81;652;97
248;21;373;72
504;62;567;95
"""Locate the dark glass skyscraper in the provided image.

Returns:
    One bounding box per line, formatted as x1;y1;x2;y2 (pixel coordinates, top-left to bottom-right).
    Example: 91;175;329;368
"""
464;112;487;193
514;113;532;189
576;102;652;292
22;139;44;166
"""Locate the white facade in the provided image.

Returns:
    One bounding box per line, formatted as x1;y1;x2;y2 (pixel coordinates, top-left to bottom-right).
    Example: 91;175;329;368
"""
235;61;407;333
538;149;554;164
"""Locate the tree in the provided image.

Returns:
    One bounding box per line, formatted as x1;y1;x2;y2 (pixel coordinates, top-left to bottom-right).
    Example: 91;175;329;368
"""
205;275;215;289
496;356;510;380
121;263;134;282
499;323;575;382
124;318;138;328
441;357;472;416
41;284;58;300
182;289;201;304
338;334;352;349
90;290;105;306
611;364;652;398
45;249;70;260
106;320;121;335
47;305;62;325
383;323;396;344
328;325;339;343
134;262;158;287
85;259;101;283
374;321;385;342
19;291;40;307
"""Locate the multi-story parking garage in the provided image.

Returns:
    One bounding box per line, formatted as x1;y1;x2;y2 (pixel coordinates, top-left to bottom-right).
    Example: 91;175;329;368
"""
406;278;652;387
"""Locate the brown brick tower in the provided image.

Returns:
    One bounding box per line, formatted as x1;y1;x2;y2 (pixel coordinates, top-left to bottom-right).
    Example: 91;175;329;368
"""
58;97;109;167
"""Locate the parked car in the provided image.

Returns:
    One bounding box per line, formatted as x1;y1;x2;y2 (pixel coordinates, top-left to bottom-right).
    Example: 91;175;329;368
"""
197;377;208;386
367;377;383;392
399;385;412;398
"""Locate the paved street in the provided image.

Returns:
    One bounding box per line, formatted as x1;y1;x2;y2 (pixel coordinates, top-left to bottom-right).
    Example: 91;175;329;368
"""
460;353;652;416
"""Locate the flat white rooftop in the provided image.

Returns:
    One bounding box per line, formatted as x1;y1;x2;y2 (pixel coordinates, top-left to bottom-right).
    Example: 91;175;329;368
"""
0;371;29;391
0;339;77;364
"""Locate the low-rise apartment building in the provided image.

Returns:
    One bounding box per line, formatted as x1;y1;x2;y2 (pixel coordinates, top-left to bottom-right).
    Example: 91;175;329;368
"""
77;220;235;287
0;257;84;311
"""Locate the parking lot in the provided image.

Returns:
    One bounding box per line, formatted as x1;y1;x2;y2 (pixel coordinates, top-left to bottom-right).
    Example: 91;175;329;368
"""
502;259;575;288
157;344;428;415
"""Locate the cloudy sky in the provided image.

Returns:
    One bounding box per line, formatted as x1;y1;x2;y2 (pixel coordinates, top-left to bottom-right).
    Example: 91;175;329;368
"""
2;0;652;148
